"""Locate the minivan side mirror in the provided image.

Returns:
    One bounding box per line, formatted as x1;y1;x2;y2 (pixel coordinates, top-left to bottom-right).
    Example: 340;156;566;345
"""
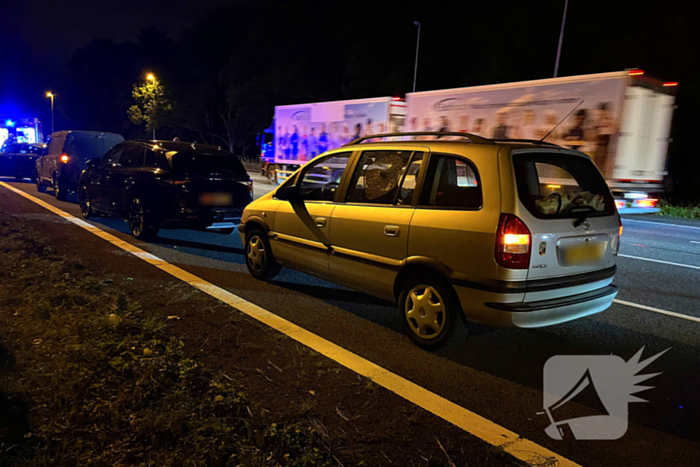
275;184;300;202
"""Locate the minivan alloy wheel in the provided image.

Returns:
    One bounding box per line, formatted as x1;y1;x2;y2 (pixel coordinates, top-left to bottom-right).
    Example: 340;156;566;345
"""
247;236;266;273
405;285;446;339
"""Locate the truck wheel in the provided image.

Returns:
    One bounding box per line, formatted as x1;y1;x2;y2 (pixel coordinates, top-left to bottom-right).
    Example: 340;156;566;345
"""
245;228;280;280
53;175;67;201
266;166;276;184
398;276;468;352
128;197;159;240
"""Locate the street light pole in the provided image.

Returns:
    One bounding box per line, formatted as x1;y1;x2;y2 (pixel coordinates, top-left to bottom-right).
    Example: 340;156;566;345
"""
413;21;421;93
46;92;55;135
553;0;569;78
147;73;156;140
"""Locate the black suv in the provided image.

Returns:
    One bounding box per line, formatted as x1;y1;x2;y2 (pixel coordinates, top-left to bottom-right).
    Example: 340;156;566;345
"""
78;140;252;239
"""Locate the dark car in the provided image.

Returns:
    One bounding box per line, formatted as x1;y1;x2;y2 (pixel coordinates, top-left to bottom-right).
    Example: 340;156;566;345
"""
0;142;46;181
78;140;253;239
36;130;124;200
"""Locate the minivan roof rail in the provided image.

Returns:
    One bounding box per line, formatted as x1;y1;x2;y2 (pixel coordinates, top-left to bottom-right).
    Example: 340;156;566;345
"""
492;138;562;148
343;132;494;146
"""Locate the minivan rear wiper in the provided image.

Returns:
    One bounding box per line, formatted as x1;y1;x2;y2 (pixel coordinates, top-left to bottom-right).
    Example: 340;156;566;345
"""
571;206;596;227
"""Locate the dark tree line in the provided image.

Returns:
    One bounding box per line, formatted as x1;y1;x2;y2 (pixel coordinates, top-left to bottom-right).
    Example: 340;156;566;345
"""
28;0;699;199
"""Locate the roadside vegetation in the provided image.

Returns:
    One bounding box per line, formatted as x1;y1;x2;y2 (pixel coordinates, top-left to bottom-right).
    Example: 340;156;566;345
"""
657;201;700;220
0;213;334;467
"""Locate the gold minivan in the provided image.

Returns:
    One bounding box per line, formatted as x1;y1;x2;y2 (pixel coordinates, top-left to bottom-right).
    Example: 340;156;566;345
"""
239;133;620;351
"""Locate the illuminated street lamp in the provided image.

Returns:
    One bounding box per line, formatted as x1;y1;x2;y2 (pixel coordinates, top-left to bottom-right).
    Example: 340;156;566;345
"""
146;73;156;140
46;92;55;135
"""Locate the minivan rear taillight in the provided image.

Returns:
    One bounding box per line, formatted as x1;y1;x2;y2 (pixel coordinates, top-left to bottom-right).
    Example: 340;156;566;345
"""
614;217;622;255
496;213;531;269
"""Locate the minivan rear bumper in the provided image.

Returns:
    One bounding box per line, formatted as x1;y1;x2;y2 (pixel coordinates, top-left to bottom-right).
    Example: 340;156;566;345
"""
483;285;618;328
452;267;617;327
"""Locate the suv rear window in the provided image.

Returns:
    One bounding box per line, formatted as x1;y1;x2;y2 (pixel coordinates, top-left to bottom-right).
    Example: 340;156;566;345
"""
65;133;124;161
513;153;615;219
168;153;247;177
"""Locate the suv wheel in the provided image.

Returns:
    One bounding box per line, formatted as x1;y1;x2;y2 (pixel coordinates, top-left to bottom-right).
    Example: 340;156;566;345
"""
53;174;67;201
398;277;468;351
78;183;93;219
128;198;158;240
245;228;280;280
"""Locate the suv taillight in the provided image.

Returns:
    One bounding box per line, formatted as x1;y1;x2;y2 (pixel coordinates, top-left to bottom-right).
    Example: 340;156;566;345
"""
495;213;531;269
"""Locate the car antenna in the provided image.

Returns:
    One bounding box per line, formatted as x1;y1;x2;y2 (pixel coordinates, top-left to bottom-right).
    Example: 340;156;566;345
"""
540;100;584;142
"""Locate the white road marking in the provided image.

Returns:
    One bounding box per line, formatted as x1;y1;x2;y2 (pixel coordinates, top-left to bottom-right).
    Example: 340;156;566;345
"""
614;299;700;324
618;254;700;271
623;218;700;231
0;180;580;467
691;241;700;245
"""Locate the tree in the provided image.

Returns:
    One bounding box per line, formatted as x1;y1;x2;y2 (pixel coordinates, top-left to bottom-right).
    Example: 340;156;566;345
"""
127;75;172;137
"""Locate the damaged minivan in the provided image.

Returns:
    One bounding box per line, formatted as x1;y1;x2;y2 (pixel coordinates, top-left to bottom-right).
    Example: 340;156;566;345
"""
238;132;620;351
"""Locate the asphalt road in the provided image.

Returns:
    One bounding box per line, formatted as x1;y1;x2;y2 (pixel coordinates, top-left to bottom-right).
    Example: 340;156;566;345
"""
2;175;699;466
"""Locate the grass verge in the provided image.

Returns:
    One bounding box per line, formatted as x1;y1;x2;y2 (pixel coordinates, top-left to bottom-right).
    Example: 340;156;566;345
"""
657;201;700;220
0;213;334;466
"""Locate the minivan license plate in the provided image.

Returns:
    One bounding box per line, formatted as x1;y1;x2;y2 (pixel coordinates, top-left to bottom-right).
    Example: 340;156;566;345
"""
199;193;233;206
563;242;605;265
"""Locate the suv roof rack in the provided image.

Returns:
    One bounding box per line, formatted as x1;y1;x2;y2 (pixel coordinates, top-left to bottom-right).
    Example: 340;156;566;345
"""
343;132;494;146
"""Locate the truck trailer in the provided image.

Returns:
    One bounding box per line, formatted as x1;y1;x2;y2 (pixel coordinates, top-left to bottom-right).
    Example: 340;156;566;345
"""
405;70;677;213
259;96;406;183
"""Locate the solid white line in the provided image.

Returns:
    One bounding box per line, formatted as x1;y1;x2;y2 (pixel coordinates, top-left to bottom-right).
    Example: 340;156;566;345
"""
618;254;700;271
623;219;700;231
691;241;700;245
614;299;700;324
0;181;580;467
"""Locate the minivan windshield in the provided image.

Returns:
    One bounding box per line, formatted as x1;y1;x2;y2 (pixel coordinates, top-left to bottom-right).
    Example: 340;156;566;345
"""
513;152;615;219
66;133;124;161
168;152;248;178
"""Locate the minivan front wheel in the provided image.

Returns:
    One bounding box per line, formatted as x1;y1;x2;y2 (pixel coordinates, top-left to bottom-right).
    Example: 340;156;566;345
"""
399;278;468;351
128;198;158;240
245;229;280;280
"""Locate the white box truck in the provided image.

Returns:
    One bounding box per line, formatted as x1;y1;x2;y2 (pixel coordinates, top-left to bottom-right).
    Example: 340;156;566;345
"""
405;70;677;213
260;96;406;183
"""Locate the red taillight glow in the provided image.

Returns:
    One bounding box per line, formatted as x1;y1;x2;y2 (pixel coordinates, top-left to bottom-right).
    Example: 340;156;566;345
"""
615;199;626;209
167;180;188;186
60;154;69;163
629;69;645;76
496;214;531;269
616;217;622;255
635;198;658;208
663;82;678;87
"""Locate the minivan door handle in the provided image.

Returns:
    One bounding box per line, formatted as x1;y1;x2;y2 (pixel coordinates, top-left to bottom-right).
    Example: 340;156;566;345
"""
315;217;327;228
384;225;400;237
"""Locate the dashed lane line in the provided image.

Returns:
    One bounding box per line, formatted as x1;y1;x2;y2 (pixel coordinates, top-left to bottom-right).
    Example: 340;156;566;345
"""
618;254;700;271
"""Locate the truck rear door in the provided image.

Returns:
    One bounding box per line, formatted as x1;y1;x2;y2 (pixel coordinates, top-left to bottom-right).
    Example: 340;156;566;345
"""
613;86;675;183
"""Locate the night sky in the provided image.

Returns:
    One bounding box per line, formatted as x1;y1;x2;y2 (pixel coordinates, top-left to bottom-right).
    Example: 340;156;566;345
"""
1;0;697;198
